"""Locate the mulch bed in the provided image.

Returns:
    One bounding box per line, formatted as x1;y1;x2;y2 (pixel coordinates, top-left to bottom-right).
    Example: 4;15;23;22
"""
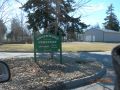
0;58;102;90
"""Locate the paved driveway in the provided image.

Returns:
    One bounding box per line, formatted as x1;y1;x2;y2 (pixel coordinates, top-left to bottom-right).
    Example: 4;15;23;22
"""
0;52;33;59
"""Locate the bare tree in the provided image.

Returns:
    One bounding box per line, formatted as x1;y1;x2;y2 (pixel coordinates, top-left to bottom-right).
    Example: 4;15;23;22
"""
0;19;7;43
11;18;21;41
7;18;30;43
0;0;9;43
0;0;11;23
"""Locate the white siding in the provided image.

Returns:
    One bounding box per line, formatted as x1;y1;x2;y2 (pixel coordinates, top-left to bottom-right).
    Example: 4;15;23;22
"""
84;29;103;42
85;35;92;41
84;29;120;42
104;32;120;42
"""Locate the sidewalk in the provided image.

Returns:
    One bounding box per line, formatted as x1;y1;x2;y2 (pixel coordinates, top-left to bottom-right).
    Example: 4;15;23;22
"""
73;83;114;90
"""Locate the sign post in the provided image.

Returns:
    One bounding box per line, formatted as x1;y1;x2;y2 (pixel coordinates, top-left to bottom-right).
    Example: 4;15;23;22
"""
33;31;37;62
59;33;62;64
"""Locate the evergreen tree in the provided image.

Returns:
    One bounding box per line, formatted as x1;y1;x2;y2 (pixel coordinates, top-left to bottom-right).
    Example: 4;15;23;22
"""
103;4;119;31
22;0;87;35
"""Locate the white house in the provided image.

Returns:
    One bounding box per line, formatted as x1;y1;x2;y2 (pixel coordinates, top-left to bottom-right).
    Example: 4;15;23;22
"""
84;28;120;42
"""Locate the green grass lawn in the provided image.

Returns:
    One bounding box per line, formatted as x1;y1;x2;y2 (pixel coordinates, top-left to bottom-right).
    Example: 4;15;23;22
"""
0;42;119;52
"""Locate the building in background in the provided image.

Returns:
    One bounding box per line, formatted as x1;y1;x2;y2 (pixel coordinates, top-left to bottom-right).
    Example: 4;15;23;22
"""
84;28;120;42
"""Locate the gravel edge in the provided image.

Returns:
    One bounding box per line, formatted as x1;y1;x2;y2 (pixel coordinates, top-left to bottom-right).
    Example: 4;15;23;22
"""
48;64;106;90
64;64;106;89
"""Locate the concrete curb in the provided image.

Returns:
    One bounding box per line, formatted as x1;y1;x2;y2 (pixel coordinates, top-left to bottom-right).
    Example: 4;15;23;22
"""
64;64;106;89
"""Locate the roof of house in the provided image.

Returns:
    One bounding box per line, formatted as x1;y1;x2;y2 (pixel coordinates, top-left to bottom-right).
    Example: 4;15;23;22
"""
85;28;120;33
102;29;120;33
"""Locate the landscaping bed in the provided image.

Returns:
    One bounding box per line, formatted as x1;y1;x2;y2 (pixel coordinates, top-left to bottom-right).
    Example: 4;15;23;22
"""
0;58;102;90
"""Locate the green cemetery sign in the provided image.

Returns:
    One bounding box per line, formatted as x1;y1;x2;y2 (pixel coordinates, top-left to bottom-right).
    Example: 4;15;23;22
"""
34;33;62;64
35;34;60;52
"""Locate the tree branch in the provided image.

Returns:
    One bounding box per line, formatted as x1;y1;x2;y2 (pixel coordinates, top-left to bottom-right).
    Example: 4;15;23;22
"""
15;0;24;6
0;0;8;10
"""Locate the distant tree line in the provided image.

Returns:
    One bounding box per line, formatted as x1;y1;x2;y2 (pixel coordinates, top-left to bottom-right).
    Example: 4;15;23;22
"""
0;20;7;43
0;16;32;44
7;18;32;43
0;0;32;44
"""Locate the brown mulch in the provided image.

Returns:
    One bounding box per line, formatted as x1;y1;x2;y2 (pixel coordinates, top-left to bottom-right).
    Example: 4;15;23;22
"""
0;58;102;90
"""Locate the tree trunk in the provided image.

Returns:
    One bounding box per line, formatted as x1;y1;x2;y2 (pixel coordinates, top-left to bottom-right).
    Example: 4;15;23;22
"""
112;45;120;90
49;52;54;60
